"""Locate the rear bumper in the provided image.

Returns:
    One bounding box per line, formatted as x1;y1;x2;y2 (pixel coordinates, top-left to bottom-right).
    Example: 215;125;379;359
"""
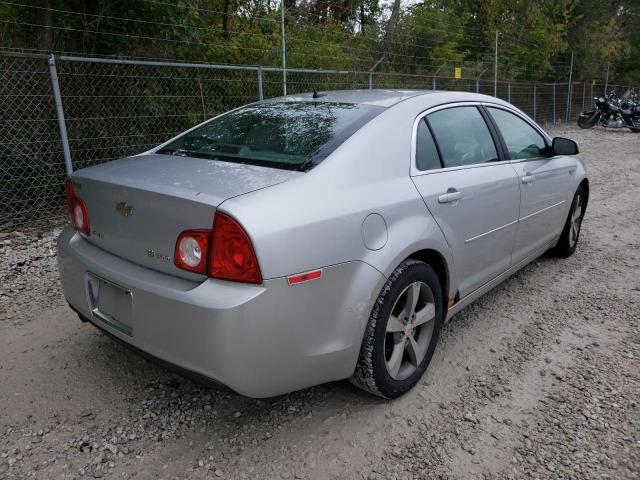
57;227;384;397
71;305;231;391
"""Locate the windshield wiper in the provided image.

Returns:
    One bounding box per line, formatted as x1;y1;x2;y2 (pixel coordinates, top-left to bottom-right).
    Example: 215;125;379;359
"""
159;148;212;158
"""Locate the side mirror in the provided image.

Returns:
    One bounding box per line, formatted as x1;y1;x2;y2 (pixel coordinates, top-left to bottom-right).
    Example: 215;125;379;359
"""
552;137;579;156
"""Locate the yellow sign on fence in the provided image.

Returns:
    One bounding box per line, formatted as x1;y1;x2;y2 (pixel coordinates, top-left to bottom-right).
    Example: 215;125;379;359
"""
454;67;462;79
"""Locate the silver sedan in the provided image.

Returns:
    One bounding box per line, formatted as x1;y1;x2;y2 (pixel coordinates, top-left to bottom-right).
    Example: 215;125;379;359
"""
57;90;588;398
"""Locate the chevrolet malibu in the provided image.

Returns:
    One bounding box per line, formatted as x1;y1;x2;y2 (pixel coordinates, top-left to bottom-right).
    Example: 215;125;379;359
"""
58;90;588;398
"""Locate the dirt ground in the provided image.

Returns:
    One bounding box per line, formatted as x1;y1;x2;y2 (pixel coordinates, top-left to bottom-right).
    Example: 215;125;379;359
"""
1;125;639;480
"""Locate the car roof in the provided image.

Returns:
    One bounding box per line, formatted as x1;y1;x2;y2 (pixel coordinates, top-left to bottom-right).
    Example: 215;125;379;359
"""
263;89;428;107
264;89;507;108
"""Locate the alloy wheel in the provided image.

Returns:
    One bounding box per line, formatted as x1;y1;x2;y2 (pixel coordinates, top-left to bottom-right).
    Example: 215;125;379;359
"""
383;281;436;380
569;194;583;248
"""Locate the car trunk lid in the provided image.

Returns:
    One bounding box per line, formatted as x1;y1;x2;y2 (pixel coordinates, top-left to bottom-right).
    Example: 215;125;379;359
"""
71;153;301;279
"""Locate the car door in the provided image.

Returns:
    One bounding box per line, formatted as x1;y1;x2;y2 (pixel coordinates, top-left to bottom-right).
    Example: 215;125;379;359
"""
410;104;521;298
484;106;574;264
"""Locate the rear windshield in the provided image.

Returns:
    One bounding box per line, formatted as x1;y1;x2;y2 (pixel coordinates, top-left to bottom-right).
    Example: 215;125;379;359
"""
158;101;384;171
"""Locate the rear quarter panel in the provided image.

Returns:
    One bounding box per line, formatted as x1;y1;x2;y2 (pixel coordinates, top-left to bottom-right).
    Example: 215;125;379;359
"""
219;93;481;301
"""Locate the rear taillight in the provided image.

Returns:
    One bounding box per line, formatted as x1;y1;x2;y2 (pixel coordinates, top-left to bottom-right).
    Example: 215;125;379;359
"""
210;213;262;284
174;230;210;274
173;212;262;284
65;178;90;236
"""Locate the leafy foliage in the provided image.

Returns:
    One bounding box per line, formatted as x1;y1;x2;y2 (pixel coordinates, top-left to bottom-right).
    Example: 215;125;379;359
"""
0;0;637;82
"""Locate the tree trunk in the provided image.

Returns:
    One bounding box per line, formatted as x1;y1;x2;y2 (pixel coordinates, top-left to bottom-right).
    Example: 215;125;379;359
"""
39;0;53;51
360;0;365;35
383;0;401;55
284;0;297;13
222;0;231;40
283;0;296;26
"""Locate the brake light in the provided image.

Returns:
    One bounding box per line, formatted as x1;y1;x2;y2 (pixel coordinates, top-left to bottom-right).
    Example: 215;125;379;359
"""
174;230;210;274
173;212;262;284
65;178;90;235
210;213;262;284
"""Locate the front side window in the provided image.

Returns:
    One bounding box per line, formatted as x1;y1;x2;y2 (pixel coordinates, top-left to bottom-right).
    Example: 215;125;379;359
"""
487;107;547;160
158;102;384;171
427;106;499;168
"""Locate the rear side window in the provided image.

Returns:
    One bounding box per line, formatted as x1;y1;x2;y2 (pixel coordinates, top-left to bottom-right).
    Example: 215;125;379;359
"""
487;107;547;160
158;102;384;171
427;106;499;168
415;119;441;171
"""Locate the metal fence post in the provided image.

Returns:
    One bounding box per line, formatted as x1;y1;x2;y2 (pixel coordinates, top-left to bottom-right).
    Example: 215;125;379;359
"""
257;67;264;100
47;53;73;176
196;76;207;121
368;56;384;91
565;82;571;123
280;2;287;96
494;30;498;97
507;83;511;103
533;83;537;122
475;78;480;93
552;83;556;123
565;51;574;123
432;76;436;90
582;81;586;113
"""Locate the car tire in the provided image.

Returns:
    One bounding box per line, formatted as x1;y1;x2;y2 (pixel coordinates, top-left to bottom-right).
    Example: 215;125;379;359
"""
553;186;586;257
351;259;443;399
577;112;597;129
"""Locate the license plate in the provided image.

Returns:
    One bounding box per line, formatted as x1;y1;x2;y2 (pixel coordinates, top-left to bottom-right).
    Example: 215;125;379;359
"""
86;274;133;336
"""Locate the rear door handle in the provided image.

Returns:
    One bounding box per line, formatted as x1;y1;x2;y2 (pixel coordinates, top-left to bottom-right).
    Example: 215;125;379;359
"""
438;189;463;204
522;173;535;184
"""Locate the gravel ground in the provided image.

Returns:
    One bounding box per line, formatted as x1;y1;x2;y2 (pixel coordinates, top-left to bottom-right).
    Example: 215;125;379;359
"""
1;125;639;480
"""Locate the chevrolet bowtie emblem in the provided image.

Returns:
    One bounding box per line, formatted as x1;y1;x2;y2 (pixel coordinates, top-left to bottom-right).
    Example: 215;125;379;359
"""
115;201;134;217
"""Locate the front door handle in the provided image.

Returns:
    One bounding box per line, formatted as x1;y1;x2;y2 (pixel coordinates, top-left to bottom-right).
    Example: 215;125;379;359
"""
438;189;463;204
522;173;535;184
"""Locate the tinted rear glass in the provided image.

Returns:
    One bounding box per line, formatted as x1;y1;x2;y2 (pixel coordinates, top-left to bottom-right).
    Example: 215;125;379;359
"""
427;106;499;167
415;118;441;171
158;101;384;171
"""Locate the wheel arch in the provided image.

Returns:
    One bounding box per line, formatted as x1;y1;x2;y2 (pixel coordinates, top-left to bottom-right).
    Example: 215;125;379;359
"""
579;178;589;208
405;248;451;307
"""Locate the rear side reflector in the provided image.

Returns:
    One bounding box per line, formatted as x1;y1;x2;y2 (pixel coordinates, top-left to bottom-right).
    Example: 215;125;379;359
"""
287;269;322;285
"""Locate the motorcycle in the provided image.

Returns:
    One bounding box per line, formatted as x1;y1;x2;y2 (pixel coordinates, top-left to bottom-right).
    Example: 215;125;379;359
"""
578;89;640;132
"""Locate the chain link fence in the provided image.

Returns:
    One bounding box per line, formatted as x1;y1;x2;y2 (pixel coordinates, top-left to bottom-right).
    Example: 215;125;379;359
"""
1;53;65;229
0;51;635;229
